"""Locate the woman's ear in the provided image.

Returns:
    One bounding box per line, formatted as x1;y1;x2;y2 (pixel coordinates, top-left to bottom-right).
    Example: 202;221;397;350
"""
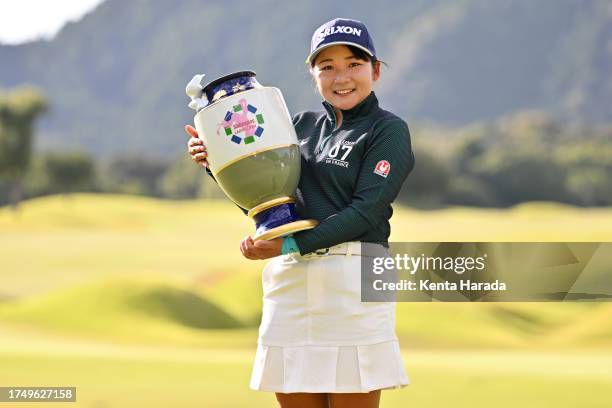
372;61;381;82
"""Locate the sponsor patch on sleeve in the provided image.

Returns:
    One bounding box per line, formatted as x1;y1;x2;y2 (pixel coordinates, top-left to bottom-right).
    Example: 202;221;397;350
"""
374;160;390;177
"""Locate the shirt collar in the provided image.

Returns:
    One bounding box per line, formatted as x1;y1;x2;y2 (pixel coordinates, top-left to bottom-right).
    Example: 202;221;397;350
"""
322;91;379;125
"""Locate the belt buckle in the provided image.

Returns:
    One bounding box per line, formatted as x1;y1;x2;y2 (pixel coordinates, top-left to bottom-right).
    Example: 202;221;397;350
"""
314;247;330;256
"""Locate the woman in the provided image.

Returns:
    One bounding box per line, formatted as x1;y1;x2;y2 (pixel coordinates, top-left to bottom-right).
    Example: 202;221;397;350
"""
186;18;415;408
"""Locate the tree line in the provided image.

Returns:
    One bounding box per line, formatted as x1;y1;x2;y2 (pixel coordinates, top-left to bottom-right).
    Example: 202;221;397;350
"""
1;86;611;209
402;112;612;208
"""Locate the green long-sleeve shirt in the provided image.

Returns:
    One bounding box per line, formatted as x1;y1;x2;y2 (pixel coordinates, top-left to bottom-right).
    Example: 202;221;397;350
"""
206;92;415;255
291;92;415;255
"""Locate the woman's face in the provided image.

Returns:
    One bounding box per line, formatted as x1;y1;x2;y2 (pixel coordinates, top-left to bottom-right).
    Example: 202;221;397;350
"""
312;45;380;111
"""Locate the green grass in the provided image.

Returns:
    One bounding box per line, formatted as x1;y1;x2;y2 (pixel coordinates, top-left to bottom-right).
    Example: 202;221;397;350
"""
0;279;256;348
393;301;605;349
2;195;612;299
0;346;610;408
0;278;255;346
0;194;258;298
1;194;612;407
1;195;612;350
390;201;612;241
0;276;610;350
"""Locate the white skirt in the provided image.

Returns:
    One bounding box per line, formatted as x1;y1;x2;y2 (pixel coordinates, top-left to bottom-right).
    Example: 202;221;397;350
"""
249;244;409;393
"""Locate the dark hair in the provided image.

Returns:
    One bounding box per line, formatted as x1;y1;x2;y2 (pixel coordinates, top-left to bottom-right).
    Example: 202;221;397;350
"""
310;44;383;68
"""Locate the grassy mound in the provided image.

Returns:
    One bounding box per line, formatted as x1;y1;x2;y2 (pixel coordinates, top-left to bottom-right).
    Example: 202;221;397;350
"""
543;303;612;347
2;195;612;349
0;275;610;349
197;269;263;326
394;301;605;349
0;278;244;343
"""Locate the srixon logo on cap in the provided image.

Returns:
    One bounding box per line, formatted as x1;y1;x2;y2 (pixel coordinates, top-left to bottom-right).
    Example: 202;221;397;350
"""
374;160;390;177
315;26;362;45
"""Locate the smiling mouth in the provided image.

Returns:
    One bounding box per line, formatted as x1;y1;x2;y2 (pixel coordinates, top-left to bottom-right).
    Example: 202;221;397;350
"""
334;89;355;95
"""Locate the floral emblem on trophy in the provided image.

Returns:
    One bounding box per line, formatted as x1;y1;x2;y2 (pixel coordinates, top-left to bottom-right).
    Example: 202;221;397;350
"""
218;98;265;145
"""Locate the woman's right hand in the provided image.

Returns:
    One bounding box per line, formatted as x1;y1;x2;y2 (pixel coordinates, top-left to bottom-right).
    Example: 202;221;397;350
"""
185;125;209;168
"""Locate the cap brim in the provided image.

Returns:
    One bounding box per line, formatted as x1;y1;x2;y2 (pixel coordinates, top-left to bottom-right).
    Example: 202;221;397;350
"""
305;41;374;64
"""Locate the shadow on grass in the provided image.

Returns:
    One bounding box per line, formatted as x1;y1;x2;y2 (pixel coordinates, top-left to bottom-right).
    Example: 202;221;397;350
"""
127;286;243;329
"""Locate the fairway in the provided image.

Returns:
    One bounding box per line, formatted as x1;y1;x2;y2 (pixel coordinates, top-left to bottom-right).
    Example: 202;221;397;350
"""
1;341;611;408
1;195;612;407
2;195;611;298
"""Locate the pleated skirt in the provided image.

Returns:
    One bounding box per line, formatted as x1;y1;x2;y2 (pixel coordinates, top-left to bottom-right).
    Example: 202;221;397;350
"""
249;247;409;393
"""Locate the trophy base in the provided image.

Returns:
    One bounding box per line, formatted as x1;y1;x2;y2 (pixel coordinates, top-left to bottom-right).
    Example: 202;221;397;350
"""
250;198;318;242
254;219;318;242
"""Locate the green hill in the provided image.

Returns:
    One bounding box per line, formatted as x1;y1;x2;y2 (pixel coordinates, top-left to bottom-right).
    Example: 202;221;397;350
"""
0;278;249;343
0;276;609;349
1;0;610;156
1;194;612;349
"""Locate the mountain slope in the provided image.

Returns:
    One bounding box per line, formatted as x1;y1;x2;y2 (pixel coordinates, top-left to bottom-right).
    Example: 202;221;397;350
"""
1;0;610;157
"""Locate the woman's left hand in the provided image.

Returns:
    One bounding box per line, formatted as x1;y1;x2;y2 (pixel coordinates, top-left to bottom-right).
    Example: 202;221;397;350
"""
240;236;283;260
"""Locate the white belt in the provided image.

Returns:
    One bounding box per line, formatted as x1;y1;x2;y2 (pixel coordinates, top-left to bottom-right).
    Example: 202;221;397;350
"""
301;242;388;258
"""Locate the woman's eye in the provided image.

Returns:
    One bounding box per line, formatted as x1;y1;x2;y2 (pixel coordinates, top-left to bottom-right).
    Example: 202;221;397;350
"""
320;66;332;71
349;62;362;68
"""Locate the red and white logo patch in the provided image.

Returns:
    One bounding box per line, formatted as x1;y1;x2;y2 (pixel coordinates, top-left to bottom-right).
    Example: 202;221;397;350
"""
374;160;391;177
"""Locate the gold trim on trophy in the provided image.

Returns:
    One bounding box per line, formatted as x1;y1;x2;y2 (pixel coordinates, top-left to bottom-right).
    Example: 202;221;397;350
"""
254;219;320;242
213;144;297;176
248;196;295;218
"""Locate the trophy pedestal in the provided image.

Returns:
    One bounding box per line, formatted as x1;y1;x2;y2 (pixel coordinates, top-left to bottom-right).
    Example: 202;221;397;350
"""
254;219;319;241
249;197;318;241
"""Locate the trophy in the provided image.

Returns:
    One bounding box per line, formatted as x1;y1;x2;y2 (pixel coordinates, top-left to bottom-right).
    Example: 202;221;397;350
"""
186;71;318;241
